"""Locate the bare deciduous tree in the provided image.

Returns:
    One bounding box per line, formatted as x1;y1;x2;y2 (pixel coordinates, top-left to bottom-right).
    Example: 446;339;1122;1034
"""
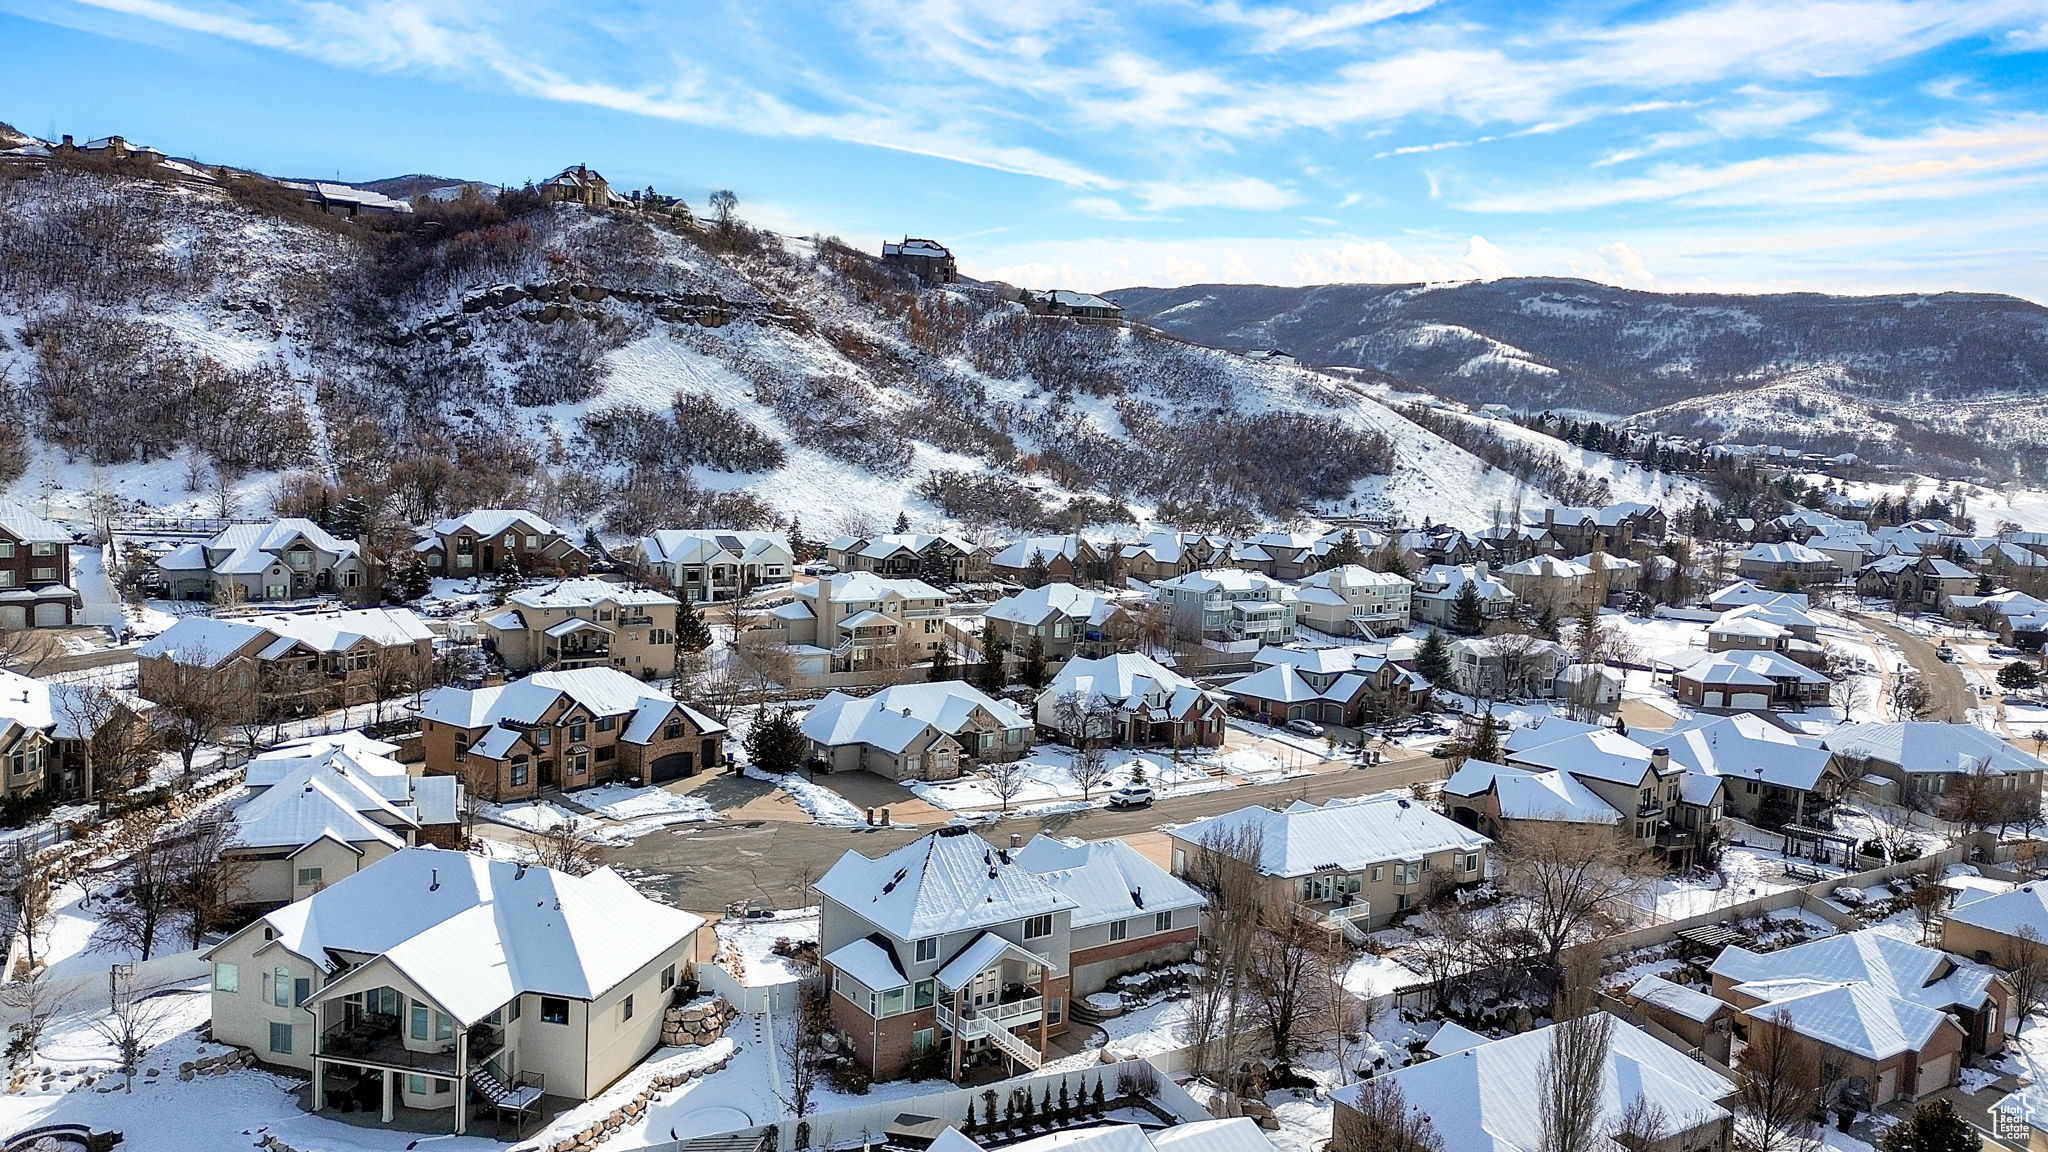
2001;925;2048;1029
1;970;72;1069
517;820;605;876
981;757;1032;814
1064;743;1110;804
1538;952;1615;1152
151;645;241;774
1335;1076;1446;1152
96;829;181;961
1247;899;1341;1066
1497;822;1653;965
172;818;250;950
1733;1010;1827;1152
0;838;53;975
93;981;177;1092
1611;1092;1671;1152
1183;820;1266;1086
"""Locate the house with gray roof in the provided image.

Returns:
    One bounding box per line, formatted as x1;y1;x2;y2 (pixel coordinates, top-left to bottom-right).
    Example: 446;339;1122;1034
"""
151;518;372;604
0;498;76;628
1825;720;2047;803
627;529;791;602
800;680;1032;781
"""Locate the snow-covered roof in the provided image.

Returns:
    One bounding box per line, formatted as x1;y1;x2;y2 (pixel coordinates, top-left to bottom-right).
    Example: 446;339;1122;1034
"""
1706;581;1810;611
1225;663;1367;706
1172;792;1489;878
0;500;71;545
635;529;789;566
822;936;905;991
235;732;460;850
882;238;952;260
1043;652;1209;719
1424;1020;1491;1057
1742;542;1834;566
934;931;1056;988
235;848;702;1027
816;826;1078;940
1663;713;1835;791
802;681;1025;754
179;518;360;578
426;508;565;540
1626;975;1728;1023
1737;981;1952;1060
1711;929;1999;1015
1331;1017;1732;1152
1297;564;1412;593
507;578;678;610
1012;833;1204;928
1500;555;1593;580
1442;760;1622;824
1940;881;2048;940
1415;563;1514;602
984;582;1123;628
1505;727;1659;785
1156;568;1291;596
136;616;268;667
990;535;1089;569
1825;721;2045;777
802;571;947;605
420;667;724;744
1674;649;1830;687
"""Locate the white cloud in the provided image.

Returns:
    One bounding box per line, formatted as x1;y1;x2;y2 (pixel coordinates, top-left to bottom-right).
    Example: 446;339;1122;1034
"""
1592;242;1658;288
1134;176;1299;212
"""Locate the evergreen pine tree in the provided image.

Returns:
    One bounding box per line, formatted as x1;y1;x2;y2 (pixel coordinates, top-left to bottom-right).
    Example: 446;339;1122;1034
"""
1880;1099;1979;1152
1468;710;1502;763
1451;579;1486;634
787;516;811;563
743;708;809;776
1020;634;1049;689
894;511;911;534
1416;628;1456;688
329;492;371;538
928;644;955;682
978;640;1009;693
493;551;524;604
675;596;714;654
1322;529;1367;569
1570;596;1601;662
1023;549;1050;589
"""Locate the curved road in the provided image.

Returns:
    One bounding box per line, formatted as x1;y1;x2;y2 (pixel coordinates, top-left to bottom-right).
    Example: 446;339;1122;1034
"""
1845;611;1971;723
603;751;1450;913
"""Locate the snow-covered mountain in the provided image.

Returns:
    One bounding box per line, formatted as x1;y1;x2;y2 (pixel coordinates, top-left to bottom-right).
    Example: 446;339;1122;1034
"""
0;155;1693;539
1112;279;2048;481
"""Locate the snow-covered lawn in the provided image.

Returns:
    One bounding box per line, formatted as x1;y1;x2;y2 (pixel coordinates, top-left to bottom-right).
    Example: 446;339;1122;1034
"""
1343;952;1424;1000
907;748;1224;812
1206;746;1315;783
577;783;718;827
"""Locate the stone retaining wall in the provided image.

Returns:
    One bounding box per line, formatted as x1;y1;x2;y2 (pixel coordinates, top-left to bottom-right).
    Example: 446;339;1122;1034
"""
535;1048;738;1152
661;996;736;1047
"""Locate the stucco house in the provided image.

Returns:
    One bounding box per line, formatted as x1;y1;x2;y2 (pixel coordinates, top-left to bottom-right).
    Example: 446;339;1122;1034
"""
480;578;680;679
1035;653;1225;749
136;608;437;724
627;530;791;602
415;509;588;578
151;518;373;604
982;582;1136;662
799;680;1033;781
205;848;706;1135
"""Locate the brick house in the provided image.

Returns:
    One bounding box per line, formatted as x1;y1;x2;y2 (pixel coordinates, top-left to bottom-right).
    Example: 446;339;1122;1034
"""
816;827;1202;1081
1737;542;1842;589
415;510;588;578
988;536;1103;586
0;667;145;803
1221;645;1428;728
136;608;437;724
480;578;680;679
0;499;75;628
418;667;727;799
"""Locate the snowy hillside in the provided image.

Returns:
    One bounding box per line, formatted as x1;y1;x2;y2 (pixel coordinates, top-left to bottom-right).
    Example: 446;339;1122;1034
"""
0;158;1610;540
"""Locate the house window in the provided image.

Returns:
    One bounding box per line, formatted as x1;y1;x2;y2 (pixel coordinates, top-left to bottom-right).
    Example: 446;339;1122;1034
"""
540;997;569;1024
570;754;587;776
215;963;239;993
295;978;311;1007
915;937;939;963
30;543;52;557
0;542;11;558
1154;911;1172;933
410;1003;430;1039
661;964;677;992
902;755;921;776
272;966;292;1007
880;987;908;1016
569;720;587;741
1109;920;1129;942
1047;997;1064;1025
913;979;936;1009
621;995;635;1022
511;760;529;787
1462;854;1480;873
1023;914;1053;940
913;1028;936;1054
535;730;551;746
30;567;54;582
269;1022;293;1054
296;867;322;888
596;715;616;731
1370;865;1385;883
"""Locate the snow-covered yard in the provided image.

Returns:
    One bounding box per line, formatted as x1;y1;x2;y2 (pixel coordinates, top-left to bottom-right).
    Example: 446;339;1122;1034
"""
744;765;869;827
908;748;1227;813
716;907;819;988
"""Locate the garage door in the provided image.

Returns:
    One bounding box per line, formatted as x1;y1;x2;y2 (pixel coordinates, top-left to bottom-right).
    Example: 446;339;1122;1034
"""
1875;1066;1898;1103
1733;692;1770;710
0;606;23;630
32;601;66;627
1917;1053;1955;1095
648;752;697;784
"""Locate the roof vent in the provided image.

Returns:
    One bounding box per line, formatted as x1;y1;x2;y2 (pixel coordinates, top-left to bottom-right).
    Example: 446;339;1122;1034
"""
1396;798;1410;809
429;868;440;892
1133;887;1145;909
513;863;528;881
988;868;998;880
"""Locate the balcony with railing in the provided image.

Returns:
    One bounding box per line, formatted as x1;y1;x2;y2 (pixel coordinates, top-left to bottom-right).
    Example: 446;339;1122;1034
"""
937;994;1046;1041
1293;900;1373;944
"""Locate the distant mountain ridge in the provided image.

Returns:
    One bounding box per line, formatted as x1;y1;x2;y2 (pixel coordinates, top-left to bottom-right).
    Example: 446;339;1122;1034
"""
1109;277;2048;478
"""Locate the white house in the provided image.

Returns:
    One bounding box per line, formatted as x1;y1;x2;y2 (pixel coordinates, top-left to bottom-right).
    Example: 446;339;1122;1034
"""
1291;565;1413;638
627;529;791;602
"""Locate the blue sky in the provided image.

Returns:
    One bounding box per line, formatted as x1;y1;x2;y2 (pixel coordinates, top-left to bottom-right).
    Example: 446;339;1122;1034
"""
4;0;2048;299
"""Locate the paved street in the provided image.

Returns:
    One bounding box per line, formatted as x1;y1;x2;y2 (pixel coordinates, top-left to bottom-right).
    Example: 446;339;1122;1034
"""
1846;610;1971;722
601;747;1453;913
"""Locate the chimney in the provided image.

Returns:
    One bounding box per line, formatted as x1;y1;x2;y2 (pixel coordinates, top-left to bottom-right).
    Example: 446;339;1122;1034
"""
1009;833;1023;849
1651;747;1670;773
60;134;73;149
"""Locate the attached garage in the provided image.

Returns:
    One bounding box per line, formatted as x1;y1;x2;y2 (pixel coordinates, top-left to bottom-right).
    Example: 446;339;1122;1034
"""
32;601;67;627
1915;1052;1955;1097
1732;692;1770;710
648;751;697;784
1875;1065;1898;1103
0;605;23;630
